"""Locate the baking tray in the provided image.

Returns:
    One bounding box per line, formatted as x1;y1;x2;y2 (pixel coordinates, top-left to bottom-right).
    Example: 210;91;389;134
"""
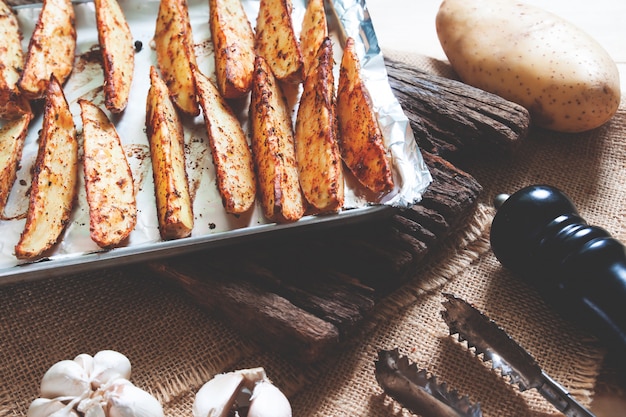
0;0;431;285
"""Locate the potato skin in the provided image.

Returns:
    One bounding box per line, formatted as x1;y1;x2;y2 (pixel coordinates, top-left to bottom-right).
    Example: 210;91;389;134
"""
154;0;199;116
0;0;30;119
95;0;135;113
337;37;394;194
145;66;194;240
194;67;257;214
436;0;621;133
299;0;327;78
0;113;32;215
295;37;344;213
15;76;78;259
209;0;256;99
80;99;137;248
249;56;304;223
18;0;76;100
255;0;304;84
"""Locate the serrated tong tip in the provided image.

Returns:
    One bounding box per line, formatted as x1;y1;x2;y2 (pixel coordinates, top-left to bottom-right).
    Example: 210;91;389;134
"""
375;348;483;417
440;293;596;417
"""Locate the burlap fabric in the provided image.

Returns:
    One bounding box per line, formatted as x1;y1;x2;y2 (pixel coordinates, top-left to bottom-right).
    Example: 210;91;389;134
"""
2;52;625;416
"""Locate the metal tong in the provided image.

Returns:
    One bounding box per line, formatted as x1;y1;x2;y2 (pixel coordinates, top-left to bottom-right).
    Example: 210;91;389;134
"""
375;293;596;417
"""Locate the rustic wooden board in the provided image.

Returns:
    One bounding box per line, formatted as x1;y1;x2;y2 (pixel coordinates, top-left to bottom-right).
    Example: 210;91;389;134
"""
149;63;529;363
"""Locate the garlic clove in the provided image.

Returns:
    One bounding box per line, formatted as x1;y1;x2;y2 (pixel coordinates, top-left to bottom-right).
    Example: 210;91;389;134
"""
40;360;90;399
193;372;245;417
82;402;106;417
27;398;80;417
247;381;292;417
104;379;164;417
91;350;132;388
73;354;94;376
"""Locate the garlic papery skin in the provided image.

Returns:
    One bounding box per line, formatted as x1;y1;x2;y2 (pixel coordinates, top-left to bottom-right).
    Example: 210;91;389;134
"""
27;398;79;417
90;350;132;388
40;360;90;399
193;372;245;417
247;381;292;417
103;380;164;417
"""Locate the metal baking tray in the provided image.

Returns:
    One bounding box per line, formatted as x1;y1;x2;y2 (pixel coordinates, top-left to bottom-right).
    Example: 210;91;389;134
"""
0;0;431;285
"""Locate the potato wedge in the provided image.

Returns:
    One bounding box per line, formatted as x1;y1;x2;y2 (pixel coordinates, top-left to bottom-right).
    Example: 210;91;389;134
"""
295;37;344;212
0;0;30;119
0;112;32;215
209;0;255;99
154;0;199;116
337;37;394;194
95;0;135;113
299;0;327;78
255;0;304;84
145;66;193;240
18;0;76;100
79;99;136;248
15;76;78;259
194;67;256;214
249;56;304;223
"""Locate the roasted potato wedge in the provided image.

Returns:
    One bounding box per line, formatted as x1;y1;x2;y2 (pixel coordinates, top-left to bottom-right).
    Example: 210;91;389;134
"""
154;0;199;116
0;0;30;119
209;0;256;99
79;99;136;248
299;0;327;78
295;37;344;212
18;0;76;100
194;67;256;214
145;66;193;240
337;37;394;194
0;112;32;215
15;76;78;259
255;0;304;84
95;0;135;113
249;56;304;223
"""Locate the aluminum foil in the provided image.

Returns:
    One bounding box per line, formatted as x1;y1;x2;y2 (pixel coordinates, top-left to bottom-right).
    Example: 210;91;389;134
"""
0;0;431;282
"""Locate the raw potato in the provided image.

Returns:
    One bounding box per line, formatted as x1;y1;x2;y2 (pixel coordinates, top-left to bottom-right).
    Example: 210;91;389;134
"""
15;76;78;260
145;66;194;240
95;0;135;113
209;0;256;99
0;113;32;215
154;0;199;116
299;0;328;78
194;67;256;214
249;56;304;223
79;99;137;248
436;0;621;133
18;0;76;100
295;37;344;213
255;0;304;84
337;37;394;194
0;0;30;119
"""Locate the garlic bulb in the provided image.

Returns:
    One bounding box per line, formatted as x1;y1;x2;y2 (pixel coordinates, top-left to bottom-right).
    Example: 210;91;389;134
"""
28;350;163;417
193;367;292;417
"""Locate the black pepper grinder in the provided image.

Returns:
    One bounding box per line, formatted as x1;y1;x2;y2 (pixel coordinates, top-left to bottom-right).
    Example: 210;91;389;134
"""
490;184;626;359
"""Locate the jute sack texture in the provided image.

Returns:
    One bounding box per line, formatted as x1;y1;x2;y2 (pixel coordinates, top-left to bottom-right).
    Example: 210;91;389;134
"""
1;52;624;416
